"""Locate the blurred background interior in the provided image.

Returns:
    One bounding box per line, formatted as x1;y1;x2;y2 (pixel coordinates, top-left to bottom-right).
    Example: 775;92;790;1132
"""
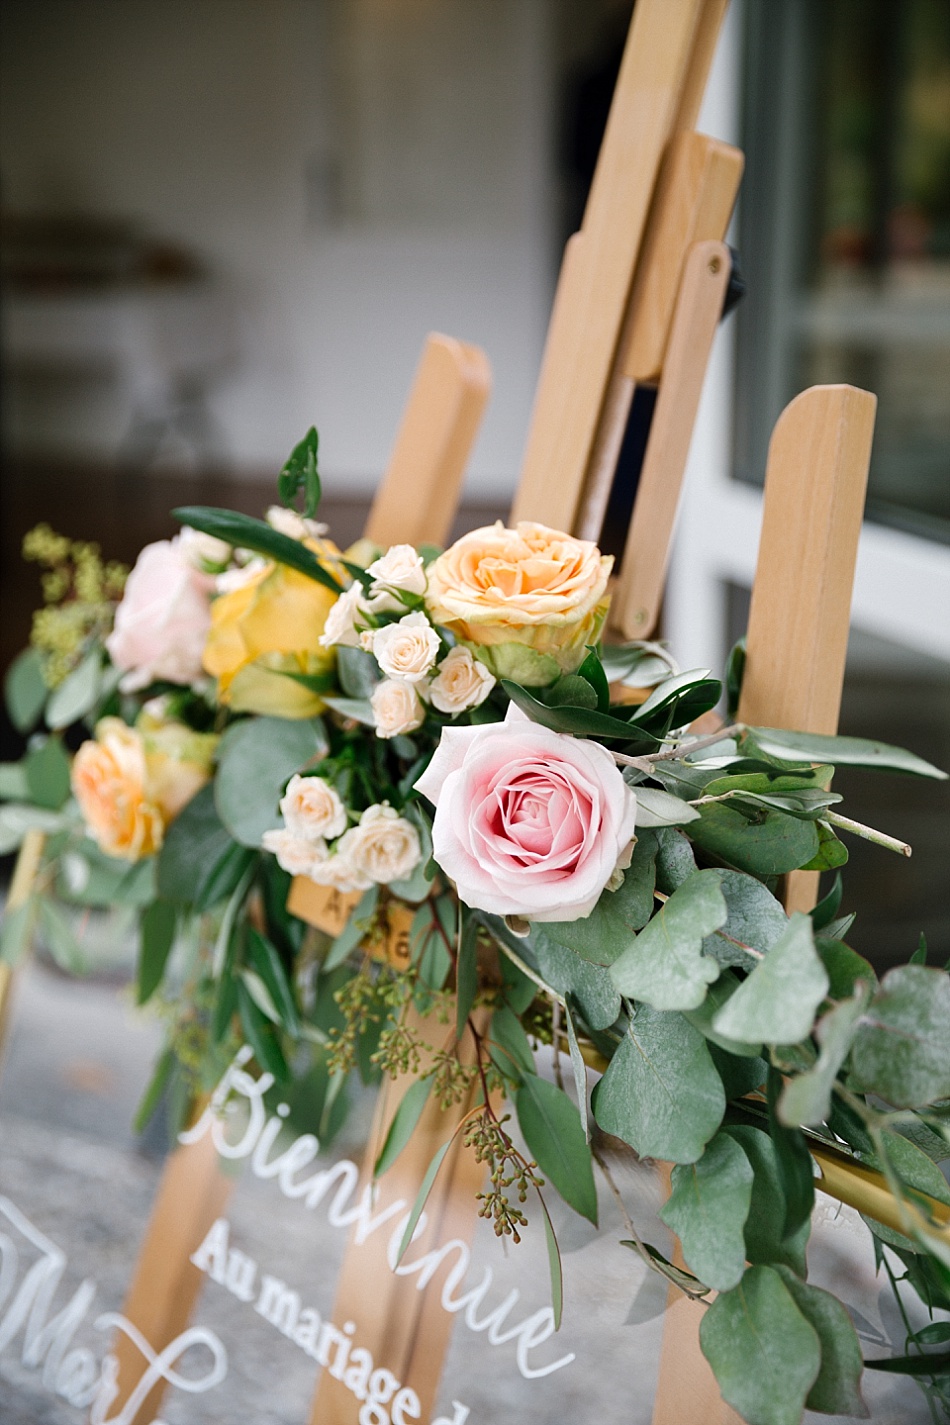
1;0;948;970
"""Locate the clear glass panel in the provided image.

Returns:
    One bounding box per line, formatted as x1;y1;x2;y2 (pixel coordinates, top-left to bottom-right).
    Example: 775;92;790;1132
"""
736;0;950;543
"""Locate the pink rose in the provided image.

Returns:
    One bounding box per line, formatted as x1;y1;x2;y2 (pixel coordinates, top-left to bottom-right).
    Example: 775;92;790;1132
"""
106;535;215;692
415;707;637;922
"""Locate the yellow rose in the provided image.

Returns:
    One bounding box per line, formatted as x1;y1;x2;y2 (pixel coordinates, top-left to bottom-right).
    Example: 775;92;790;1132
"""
72;719;165;861
425;522;612;685
71;715;218;862
203;540;342;717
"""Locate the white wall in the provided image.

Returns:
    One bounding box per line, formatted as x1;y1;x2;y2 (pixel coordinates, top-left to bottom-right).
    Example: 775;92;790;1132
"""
0;0;555;500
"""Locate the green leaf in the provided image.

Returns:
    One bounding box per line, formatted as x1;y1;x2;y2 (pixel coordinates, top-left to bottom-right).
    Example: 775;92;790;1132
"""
810;873;842;930
724;1125;811;1276
725;637;746;719
713;914;829;1047
766;1065;815;1239
24;737;71;809
779;984;871;1128
864;1349;950;1378
689;800;820;877
239;967;281;1023
610;869;725;1011
746;725;947;780
562;1002;590;1140
5;648;48;733
576;647;610;712
321;695;376;727
660;1132;754;1291
634;786;700;827
215;716;327;847
0;761;29;801
800;820;849;872
236;979;290;1081
246;927;301;1036
501;681;660;744
699;1266;822;1425
157;783;246;908
653;825;697;892
516;1074;598;1224
45;648;102;730
375;1076;434;1178
173;507;345;594
336;646;380;700
455;913;479;1041
0;803;67;855
490;1005;536;1080
850;965;950;1108
545;674;597;710
530;927;621;1031
593;1005;725;1163
133;1047;175;1134
703;871;788;972
137;900;177;1004
629;669;722;732
683;971;762;1057
816;936;876;999
277;426;321;517
542;832;657;965
541;1200;564;1329
771;1267;869;1416
599;640;676;687
37;899;85;973
396;1137;455;1264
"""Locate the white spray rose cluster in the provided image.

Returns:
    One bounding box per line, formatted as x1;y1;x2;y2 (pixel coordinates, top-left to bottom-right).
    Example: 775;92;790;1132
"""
319;543;496;739
261;774;422;893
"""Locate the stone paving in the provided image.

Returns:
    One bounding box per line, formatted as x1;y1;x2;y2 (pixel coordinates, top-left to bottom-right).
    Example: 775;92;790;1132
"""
0;957;933;1424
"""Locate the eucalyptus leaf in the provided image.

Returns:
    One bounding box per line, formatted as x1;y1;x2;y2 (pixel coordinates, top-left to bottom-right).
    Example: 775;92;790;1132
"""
660;1132;754;1291
490;1005;537;1080
24;737;71;810
543;833;657;965
37;899;86;973
157;783;245;908
530;927;621;1031
699;1265;821;1425
337;646;380;700
766;1065;815;1239
0;899;36;967
816;937;876;999
702;871;788;972
689;799;820;878
247;928;301;1036
683;972;762;1058
850;965;950;1108
653;826;697;893
516;1074;598;1225
396;1136;455;1264
455;914;479;1041
45;649;102;730
0;762;29;801
0;804;69;855
772;1267;869;1417
174;506;345;595
599;640;676;687
593;1005;725;1163
724;1125;811;1276
5;647;48;733
713;914;829;1047
236;980;290;1081
216;716;328;847
563;1002;590;1140
609;868;726;1011
239;967;282;1023
779;984;871;1128
322;696;376;727
634;786;700;827
746;726;947;780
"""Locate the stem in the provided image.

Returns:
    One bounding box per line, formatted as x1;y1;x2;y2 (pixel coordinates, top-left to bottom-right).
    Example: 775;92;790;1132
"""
823;811;912;857
551;998;565;1093
612;725;739;774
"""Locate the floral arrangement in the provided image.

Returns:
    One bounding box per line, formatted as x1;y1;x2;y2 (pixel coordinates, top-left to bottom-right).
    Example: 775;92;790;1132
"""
3;429;949;1425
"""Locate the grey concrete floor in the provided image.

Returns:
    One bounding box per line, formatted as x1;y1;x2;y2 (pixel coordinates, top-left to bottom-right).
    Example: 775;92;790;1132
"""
0;955;936;1425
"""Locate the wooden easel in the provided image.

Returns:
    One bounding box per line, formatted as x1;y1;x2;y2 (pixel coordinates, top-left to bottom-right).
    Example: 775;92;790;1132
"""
104;331;491;1424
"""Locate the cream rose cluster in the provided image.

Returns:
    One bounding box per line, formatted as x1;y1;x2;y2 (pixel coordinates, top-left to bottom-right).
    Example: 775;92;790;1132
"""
415;706;637;922
424;521;612;686
262;775;422;894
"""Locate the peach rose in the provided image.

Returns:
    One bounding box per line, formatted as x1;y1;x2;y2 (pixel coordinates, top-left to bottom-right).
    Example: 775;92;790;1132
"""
425;522;612;686
415;706;637;922
71;719;165;861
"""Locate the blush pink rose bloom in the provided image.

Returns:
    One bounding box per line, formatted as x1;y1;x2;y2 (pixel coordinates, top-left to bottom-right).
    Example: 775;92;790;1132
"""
106;535;215;691
415;707;637;922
